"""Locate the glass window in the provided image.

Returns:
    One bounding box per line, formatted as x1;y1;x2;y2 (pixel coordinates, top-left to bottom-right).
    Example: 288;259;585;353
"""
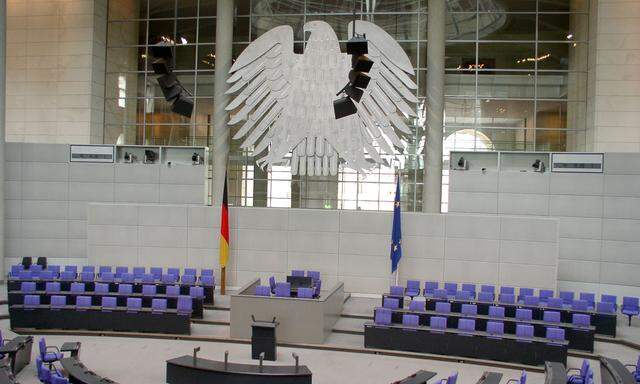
478;42;536;70
480;14;536;41
477;72;535;99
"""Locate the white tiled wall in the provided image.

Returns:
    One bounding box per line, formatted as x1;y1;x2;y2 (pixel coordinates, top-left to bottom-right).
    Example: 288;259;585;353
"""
449;152;640;298
3;142;207;271
4;0;106;143
86;204;558;294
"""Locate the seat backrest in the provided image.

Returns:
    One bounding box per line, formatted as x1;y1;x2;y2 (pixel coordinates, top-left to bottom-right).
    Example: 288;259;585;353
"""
70;282;85;293
291;270;305;277
121;273;134;283
184;268;197;276
559;291;575;304
478;291;494;302
142;285;157;296
200;275;214;286
50;295;66;308
488;306;505;318
424;281;438;293
546;327;565;341
462;283;476;294
177;295;192;314
100;272;115;282
64;265;77;274
126;297;142;311
500;286;515;295
307;271;321;282
24;294;40;307
189;286;204;298
115;266;128;277
39;271;54;280
409;299;425;312
487;321;504;335
516;324;534;338
141;273;155;283
133;267;145;278
458;318;475;332
59;271;75;281
435;301;451;313
572;313;591;327
101;296;117;309
255;285;271;296
499;293;515;304
274;282;291;297
448;372;459;384
539;289;554;300
547;297;564;308
182;275;196;284
298;287;314;299
461;304;477;316
94;283;109;294
402;314;419;327
166;285;180;296
162;274;177;284
167;268;181;278
444;282;457;294
519;288;534;300
596;301;615;313
82;266;95;273
406;280;420;292
80;272;94;282
543;310;561;323
99;266;112;274
601;294;617;305
48;265;61;275
580;359;590;378
21;281;36;292
76;296;91;308
150;267;163;279
390;285;404;296
455;290;471;300
201;269;214;276
481;284;495;293
45;282;60;293
269;276;276;289
434;289;448;299
39;337;47;356
118;283;133;294
383;297;399;309
374;308;392;325
314;280;322;297
152;298;167;312
519;371;527;384
18;270;32;280
572;299;589;311
623;296;640;309
516;308;532;321
430;316;447;329
524;295;540;306
579;292;595;305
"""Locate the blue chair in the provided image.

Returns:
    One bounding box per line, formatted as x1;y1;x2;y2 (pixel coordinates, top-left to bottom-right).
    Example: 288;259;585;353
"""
390;285;404;296
255;285;271;296
568;360;591;384
559;291;575;305
10;265;22;277
383;297;400;309
430;316;447;332
405;280;420;298
200;275;215;286
21;281;36;292
402;314;419;327
167;268;181;280
99;272;115;282
488;306;505;318
486;321;504;338
189;286;204;299
133;267;145;279
518;288;534;302
499;293;516;304
50;295;66;310
434;289;448;299
269;276;276;294
59;271;75;281
480;284;495;301
291;270;305;277
409;299;425;312
115;266;128;278
506;370;527;384
524;295;540;306
99;266;112;275
307;270;320;282
297;287;314;299
546;327;565;344
142;285;157;296
201;269;214;277
39;337;62;366
95;283;109;294
424;281;438;297
274;282;291;297
435;301;451;314
500;286;515;295
184;268;197;277
120;273;135;283
126;297;142;313
45;282;60;293
516;308;533;321
150;267;163;280
178;296;192;316
547;297;564;309
64;265;78;275
182;275;197;285
24;294;40;309
374;308;392;326
76;296;92;310
579;293;595;309
444;282;457;296
162;274;178;284
118;284;133;295
70;282;85;293
81;266;95;273
458;318;475;335
166;285;180;297
39;271;54;280
440;372;458;384
596;301;615;314
48;265;61;276
622;297;640;326
18;270;32;280
539;289;554;303
573;314;591;328
516;324;534;341
461;304;477;316
543;310;561;323
601;294;618;310
314;279;321;298
51;372;70;384
455;290;472;300
101;297;117;312
572;299;589;311
79;272;94;282
461;283;476;298
478;291;494;302
152;298;168;313
141;273;155;283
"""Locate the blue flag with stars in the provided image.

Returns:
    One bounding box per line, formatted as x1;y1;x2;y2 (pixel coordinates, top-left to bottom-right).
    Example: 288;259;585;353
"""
390;176;402;273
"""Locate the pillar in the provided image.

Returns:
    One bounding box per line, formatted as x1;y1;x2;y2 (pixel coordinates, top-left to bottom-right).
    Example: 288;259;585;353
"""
211;0;234;206
423;0;445;213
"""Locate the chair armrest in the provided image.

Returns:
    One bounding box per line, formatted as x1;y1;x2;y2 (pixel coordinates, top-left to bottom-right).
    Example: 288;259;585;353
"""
505;379;519;384
46;346;61;353
566;368;581;374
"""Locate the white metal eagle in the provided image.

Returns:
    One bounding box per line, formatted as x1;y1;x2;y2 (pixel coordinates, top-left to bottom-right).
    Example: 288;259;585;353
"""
225;20;418;176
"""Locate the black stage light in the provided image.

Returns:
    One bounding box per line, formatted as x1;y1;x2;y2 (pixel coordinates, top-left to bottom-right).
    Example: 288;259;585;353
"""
333;96;357;119
152;58;170;75
457;157;466;168
346;35;368;55
157;74;182;101
349;71;370;89
150;41;173;59
21;257;32;270
352;55;373;73
172;94;194;118
344;84;364;102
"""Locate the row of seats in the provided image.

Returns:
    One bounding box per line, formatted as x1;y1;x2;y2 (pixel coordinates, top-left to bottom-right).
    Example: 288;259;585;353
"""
383;298;592;328
22;294;193;314
10;265;215;285
19;281;205;298
375;307;567;343
291;270;321;280
255;284;317;298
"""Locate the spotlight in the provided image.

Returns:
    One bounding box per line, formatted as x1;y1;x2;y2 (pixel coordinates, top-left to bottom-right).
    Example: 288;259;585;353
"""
171;94;194;118
456;156;468;170
344;84;364;102
352;55;373;72
144;150;157;164
532;159;545;173
151;57;170;75
157;73;182;101
349;71;370;89
150;41;173;59
333;96;358;119
346;35;368;55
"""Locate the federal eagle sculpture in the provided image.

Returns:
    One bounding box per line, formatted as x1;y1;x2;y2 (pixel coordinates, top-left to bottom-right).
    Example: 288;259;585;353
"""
226;20;418;176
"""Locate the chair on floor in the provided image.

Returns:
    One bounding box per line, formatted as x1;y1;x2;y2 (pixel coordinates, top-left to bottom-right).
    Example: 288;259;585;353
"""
579;293;595;309
141;273;155;283
390;285;404;297
546;327;565;344
567;360;591;384
21;281;36;292
181;274;196;285
478;291;494;302
76;296;91;311
458;318;475;335
99;266;112;276
547;297;564;309
539;289;554;303
18;270;32;280
374;308;392;326
444;282;457;296
434;289;448;299
152;299;168;314
115;266;128;279
543;310;561;323
274;282;291;298
118;284;133;295
405;280;420;298
48;265;61;276
596;301;615;314
506;370;527;384
516;308;533;321
572;314;591;328
572;299;589;311
255;285;271;296
99;272;115;282
59;271;75;281
291;270;305;277
189;286;204;299
133;267;146;279
488;306;505;318
70;282;85;294
200;275;215;287
39;337;62;367
39;271;54;280
126;297;142;313
120;273;135;283
518;288;534;302
50;295;66;310
45;282;60;293
24;295;40;309
409;299;425;312
81;266;95;273
524;295;540;306
297;287;314;299
166;285;180;297
435;302;451;314
314;280;322;298
51;372;70;384
486;321;504;338
79;272;94;282
516;324;534;341
402;314;419;327
95;283;109;295
184;268;197;277
440;372;458;384
480;285;495;300
559;291;575;305
429;316;447;332
461;283;476;298
455;290;472;300
37;357;52;383
383;297;400;309
64;265;78;275
10;265;22;277
201;269;214;277
162;274;178;284
622;297;640;326
150;267;163;280
307;270;320;282
601;294;618;310
461;304;477;316
424;281;438;297
498;293;516;304
167;268;181;280
101;297;117;312
142;285;157;296
500;286;515;295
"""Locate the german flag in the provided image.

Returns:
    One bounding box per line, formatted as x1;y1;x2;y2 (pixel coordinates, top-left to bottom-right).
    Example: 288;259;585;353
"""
219;172;229;293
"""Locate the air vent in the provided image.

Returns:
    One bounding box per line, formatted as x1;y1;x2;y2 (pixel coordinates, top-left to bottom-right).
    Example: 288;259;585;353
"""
551;153;603;173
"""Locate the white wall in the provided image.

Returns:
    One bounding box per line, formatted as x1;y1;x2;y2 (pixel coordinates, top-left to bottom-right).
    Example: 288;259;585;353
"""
4;142;207;270
4;0;106;143
449;152;640;298
85;204;559;294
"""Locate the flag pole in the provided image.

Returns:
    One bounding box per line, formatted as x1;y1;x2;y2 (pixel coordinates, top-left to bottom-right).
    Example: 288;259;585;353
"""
221;267;226;295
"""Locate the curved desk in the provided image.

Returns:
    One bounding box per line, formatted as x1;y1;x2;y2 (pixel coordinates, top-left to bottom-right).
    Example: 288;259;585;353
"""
600;357;635;384
166;355;312;384
61;357;119;384
0;365;17;384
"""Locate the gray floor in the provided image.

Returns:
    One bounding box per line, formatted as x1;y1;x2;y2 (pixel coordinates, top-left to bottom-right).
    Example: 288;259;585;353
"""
3;289;640;383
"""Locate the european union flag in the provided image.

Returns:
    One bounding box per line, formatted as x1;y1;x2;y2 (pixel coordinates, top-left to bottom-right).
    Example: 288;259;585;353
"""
390;177;402;273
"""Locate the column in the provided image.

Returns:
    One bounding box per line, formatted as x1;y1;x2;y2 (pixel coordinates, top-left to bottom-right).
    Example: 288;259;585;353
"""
422;0;445;213
211;0;234;206
0;0;6;278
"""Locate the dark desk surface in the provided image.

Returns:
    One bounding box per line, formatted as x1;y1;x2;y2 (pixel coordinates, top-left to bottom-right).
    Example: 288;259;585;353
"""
477;371;503;384
386;307;596;332
545;362;567;384
395;370;437;384
61;357;118;384
0;336;31;354
366;322;569;346
11;304;180;315
252;321;278;329
167;355;312;377
600;357;635;384
61;342;81;352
